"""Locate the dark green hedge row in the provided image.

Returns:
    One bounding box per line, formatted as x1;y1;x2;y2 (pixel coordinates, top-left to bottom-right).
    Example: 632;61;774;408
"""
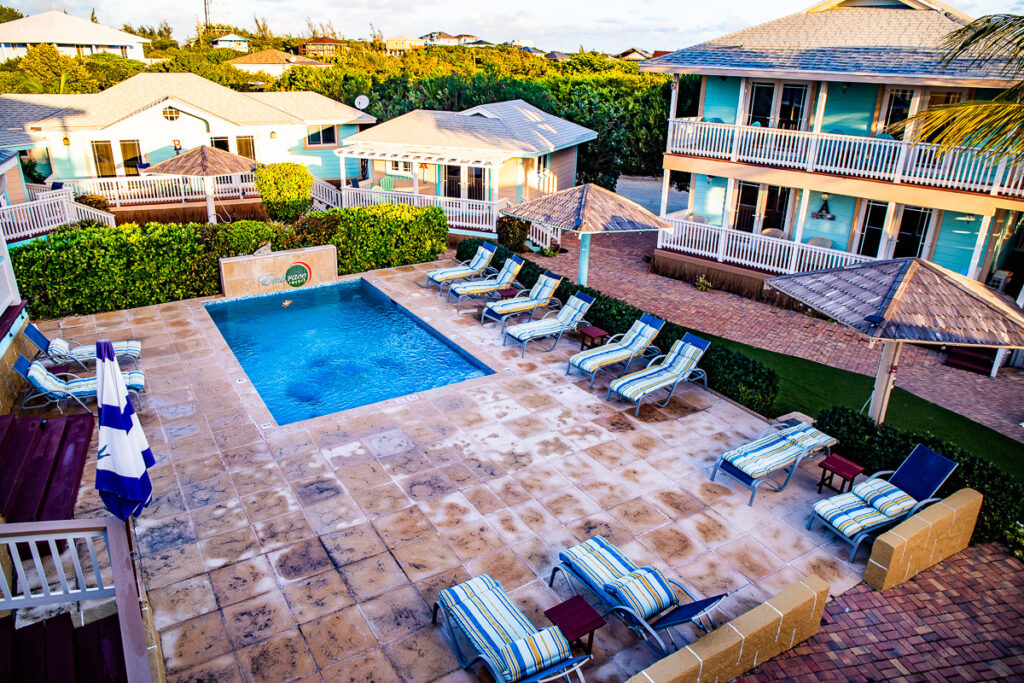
13;205;448;318
814;406;1021;544
456;238;780;415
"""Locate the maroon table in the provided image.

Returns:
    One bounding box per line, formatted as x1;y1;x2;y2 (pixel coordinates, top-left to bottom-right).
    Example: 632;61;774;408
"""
817;453;864;494
577;326;609;351
497;288;520;299
544;595;605;654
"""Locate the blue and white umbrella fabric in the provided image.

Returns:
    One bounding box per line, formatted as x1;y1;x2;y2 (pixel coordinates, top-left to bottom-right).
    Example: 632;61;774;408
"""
95;339;154;521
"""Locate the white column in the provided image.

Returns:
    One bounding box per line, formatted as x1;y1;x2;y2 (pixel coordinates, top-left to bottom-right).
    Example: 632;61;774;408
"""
412;163;419;195
868;340;903;423
787;189;812;272
460;165;468;200
806;82;828;172
722;178;737;229
729;78;748;162
878;202;898;259
659;170;671;217
968;215;993;280
753;183;768;233
668;74;680;119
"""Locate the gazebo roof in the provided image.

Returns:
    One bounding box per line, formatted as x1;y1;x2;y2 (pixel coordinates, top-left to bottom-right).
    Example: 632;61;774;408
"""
501;184;673;234
766;258;1024;348
145;145;259;177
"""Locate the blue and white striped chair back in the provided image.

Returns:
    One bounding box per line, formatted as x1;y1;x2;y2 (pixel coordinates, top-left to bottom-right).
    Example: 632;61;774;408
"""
469;243;497;272
663;339;705;376
528;272;562;302
555;293;594;325
620;314;664;352
496;257;524;287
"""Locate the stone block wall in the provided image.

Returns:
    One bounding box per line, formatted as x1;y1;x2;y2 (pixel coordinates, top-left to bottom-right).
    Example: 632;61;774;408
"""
0;318;37;414
628;575;830;683
864;488;983;592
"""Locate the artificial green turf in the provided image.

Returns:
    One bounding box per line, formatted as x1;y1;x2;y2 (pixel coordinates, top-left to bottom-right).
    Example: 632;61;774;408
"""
700;333;1024;483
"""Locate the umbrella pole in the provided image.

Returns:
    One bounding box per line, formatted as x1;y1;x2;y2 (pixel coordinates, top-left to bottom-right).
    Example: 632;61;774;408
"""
578;233;591;287
204;176;217;225
867;340;902;423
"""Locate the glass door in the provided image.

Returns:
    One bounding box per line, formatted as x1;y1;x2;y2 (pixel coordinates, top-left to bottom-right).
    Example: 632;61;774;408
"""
444;165;461;198
119;140;142;176
858;200;889;257
733;181;759;232
90;141;116;177
467;167;484;200
235;136;255;160
881;88;915;139
777;84;808;130
892;207;932;258
746;82;775;127
761;186;791;232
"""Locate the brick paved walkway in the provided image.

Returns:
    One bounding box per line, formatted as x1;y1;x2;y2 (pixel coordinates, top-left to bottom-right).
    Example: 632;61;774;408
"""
739;543;1024;682
478;232;1024;442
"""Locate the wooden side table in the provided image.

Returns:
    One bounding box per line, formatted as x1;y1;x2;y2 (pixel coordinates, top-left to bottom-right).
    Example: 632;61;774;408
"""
578;326;609;351
497;288;520;299
544;595;605;654
817;454;864;494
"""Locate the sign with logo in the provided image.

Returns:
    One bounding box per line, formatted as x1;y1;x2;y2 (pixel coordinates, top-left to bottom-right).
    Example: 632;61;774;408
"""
258;261;311;288
219;245;337;298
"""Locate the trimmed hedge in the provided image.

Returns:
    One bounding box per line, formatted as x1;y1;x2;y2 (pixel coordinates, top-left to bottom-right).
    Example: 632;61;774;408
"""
456;238;779;415
12;205;448;317
814;406;1022;545
253;162;314;222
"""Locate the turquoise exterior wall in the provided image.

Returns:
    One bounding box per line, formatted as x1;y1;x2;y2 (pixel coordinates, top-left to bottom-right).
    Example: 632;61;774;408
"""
690;175;730;226
285;125;359;181
931;211;981;275
820;83;878;136
702;77;742;124
799;191;857;250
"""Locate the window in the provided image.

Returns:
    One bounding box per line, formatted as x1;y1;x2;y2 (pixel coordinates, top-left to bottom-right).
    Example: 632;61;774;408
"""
733;181;760;232
120;46;127;58
468;167;484;200
91;141;116;177
235;136;255;160
746;81;808;129
210;137;230;151
892;207;933;258
306;124;337;146
444;165;461;198
387;160;413;176
119;140;142;176
536;154;550;176
882;88;915;138
162;106;180;122
858;201;889;257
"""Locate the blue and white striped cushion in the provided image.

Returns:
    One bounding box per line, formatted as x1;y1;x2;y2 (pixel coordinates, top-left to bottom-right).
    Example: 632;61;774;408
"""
814;492;892;537
723;433;805;479
494;626;572;681
528;274;561;303
484;274;562;317
27;361;145;398
853;478;917;517
603;566;676;620
50;338;142;361
608;340;703;401
451;258;524;297
778;423;837;452
559;536;637;591
428;265;477;284
506;295;591;342
570;319;659;373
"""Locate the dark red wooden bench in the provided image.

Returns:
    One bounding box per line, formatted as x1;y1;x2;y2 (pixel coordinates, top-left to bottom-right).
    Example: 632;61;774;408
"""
0;612;127;683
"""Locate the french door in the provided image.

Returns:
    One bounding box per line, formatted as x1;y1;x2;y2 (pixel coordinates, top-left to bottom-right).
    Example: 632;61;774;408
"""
746;82;809;130
444;165;461;198
857;201;935;258
733;182;792;234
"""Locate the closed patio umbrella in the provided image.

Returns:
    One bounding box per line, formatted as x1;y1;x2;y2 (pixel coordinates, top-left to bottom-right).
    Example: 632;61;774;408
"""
501;184;674;287
95;339;154;521
144;145;259;225
766;258;1024;423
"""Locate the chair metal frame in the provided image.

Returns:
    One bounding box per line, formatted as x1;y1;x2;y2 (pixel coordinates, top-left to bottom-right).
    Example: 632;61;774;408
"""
502;293;594;358
24;322;140;370
14;355;142;416
567;314;665;388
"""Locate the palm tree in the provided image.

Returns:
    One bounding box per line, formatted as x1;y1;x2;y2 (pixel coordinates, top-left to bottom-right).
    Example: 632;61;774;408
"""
894;14;1024;164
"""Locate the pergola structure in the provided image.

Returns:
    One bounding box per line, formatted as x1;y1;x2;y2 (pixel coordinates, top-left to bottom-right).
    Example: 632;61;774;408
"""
144;145;258;224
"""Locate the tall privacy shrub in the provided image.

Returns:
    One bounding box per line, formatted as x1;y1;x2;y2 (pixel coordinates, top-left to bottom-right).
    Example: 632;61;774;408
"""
253;162;314;222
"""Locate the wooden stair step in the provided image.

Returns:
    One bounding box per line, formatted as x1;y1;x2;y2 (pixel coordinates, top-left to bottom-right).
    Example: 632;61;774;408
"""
39;414;95;522
0;417;43;513
5;418;68;522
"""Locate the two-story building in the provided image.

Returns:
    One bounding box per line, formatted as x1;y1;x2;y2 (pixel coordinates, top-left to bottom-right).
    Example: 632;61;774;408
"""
0;10;148;61
641;0;1024;288
211;33;250;52
298;37;347;60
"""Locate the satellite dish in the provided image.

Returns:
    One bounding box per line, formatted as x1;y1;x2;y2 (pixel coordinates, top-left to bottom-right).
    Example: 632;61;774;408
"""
354;95;370;110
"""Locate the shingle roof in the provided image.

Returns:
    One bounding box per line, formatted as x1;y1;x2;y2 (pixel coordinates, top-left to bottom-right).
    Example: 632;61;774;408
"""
341;100;595;157
226;49;327;66
145;145;258;176
766;258;1024;348
0;10;148;46
641;5;1012;84
502;184;674;235
0;73;372;142
303;37;346;45
213;33;249;42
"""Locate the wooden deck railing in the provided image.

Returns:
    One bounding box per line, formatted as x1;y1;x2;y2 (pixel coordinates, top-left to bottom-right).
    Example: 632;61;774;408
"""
0;194;115;242
337;187;502;232
0;518;152;682
667;118;1023;198
61;173;258;207
658;217;876;274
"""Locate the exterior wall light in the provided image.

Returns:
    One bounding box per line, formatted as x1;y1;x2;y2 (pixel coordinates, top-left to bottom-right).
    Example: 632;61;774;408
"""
811;192;835;220
62;136;70;146
270;131;276;139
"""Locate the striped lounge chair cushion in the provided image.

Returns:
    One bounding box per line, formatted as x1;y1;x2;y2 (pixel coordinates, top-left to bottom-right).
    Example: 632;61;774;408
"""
27;362;145;398
50;338;142;361
570;319;658;373
495;626;572;681
853;478;917;517
427;265;477;284
559;536;637;590
813;492;893;537
608;340;703;402
452;279;501;297
486;274;562;318
602;566;676;620
723;433;805;479
506;295;591;342
778;423;837;451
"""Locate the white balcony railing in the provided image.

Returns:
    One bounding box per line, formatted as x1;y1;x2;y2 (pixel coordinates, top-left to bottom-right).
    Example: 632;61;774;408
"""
61;173;258;207
658;217;876;274
667;118;1023;198
0;194;115;242
337;187;502;232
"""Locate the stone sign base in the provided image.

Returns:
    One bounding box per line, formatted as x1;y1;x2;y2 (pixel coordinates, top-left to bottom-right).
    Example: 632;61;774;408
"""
219;245;338;298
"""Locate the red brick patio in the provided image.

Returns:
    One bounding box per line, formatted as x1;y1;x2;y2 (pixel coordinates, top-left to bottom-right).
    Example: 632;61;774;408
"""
480;232;1024;442
739;543;1024;682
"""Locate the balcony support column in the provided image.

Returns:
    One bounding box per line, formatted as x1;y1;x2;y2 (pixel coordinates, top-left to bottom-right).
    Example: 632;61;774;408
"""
730;79;747;162
878;202;898;259
967;214;993;281
806;82;828;172
659;170;671;217
412;163;419;196
787;188;812;272
460;165;468;200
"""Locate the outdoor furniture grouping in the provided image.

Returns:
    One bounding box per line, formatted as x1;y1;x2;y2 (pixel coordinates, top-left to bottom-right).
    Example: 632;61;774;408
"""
425;242;497;293
568;313;665;387
606;333;710;416
807;444;958;561
711;420;838;506
481;271;564;333
25;322;141;369
503;292;595;357
14;356;145;414
447;255;525;312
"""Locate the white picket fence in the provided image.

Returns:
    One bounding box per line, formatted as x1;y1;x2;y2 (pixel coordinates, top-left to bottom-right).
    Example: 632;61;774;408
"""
0;194;115;243
61;173;257;207
336;187;502;232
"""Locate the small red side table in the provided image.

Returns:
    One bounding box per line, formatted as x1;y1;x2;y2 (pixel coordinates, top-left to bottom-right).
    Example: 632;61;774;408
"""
817;454;864;494
544;595;605;654
578;326;609;351
497;288;520;299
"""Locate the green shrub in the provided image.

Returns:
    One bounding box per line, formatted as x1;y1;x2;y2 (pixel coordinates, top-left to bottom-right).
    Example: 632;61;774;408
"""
455;238;779;415
253;162;314;223
1007;522;1024;561
75;193;109;212
496;216;530;252
694;274;711;292
13;206;448;317
814;406;1024;545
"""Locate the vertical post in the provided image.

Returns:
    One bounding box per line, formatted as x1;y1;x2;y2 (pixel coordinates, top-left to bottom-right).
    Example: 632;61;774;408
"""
717;178;736;262
412;163;419;196
659;170;671;217
990;158;1008;196
967;214;993;280
460;165;468;200
578;233;591;287
868;340;902;423
787;188;812;272
878;202;897;259
806;82;828;172
203;176;217;224
730;78;747;162
666;75;680;153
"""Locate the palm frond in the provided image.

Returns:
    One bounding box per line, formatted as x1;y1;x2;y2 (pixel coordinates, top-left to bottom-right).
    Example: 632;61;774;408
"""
892;100;1024;165
941;14;1024;77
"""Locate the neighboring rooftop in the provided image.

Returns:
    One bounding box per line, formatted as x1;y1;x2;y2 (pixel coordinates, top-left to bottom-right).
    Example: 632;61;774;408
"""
212;33;249;43
302;37;346;45
0;10;149;46
641;0;1013;86
225;48;328;67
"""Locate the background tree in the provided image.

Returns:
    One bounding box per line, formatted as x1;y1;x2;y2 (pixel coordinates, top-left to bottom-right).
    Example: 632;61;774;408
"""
17;44;98;93
0;5;22;23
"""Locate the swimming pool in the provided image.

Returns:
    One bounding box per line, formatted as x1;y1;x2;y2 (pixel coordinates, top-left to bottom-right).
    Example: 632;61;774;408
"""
205;280;492;425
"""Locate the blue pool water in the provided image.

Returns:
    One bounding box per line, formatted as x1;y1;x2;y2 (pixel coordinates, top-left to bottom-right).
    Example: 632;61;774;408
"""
205;280;492;425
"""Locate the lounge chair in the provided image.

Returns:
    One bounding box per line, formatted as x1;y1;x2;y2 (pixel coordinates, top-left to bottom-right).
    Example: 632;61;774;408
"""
426;243;497;294
432;573;589;682
24;322;141;369
503;293;595;357
567;314;664;387
606;333;709;416
481;271;563;333
711;421;838;506
14;356;145;413
447;256;525;312
549;536;727;656
807;444;957;561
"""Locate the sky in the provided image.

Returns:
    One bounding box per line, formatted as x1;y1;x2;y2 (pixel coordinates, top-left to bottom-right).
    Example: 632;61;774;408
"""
14;0;1023;53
